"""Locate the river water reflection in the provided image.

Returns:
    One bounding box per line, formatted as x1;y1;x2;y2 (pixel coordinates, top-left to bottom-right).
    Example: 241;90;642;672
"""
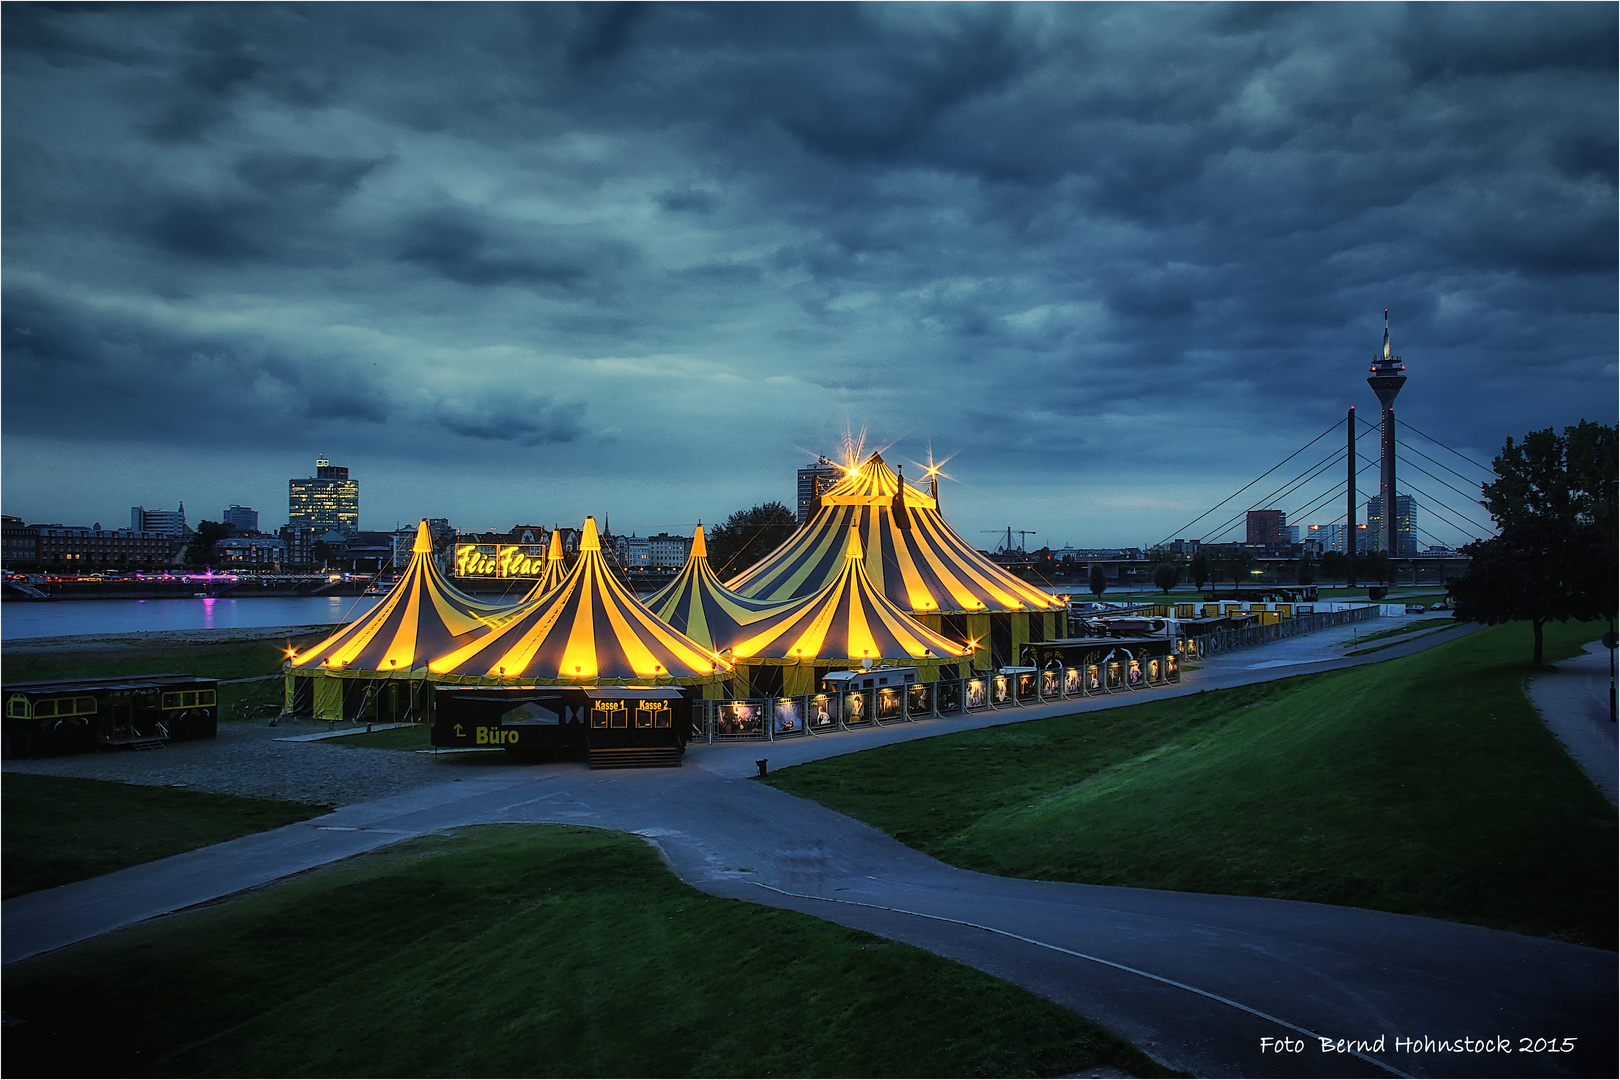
1;596;384;642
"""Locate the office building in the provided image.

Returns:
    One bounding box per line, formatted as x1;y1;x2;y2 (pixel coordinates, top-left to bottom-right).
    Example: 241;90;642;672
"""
1366;494;1417;557
797;457;843;523
1245;509;1286;546
288;457;359;534
131;505;187;537
222;505;259;533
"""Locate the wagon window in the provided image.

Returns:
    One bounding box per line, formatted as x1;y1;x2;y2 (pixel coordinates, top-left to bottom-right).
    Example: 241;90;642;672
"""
198;690;216;706
7;698;28;718
75;697;96;713
34;700;56;717
162;693;180;709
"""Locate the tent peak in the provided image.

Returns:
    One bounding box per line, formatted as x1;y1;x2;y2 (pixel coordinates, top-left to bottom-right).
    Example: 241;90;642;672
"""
413;520;433;554
691;523;707;558
581;516;601;552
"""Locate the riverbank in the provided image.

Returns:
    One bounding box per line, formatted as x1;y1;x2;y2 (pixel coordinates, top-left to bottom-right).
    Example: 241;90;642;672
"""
1;624;341;659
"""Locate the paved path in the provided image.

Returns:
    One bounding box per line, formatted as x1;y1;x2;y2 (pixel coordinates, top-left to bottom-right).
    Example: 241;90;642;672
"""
6;616;1616;1079
1525;640;1618;807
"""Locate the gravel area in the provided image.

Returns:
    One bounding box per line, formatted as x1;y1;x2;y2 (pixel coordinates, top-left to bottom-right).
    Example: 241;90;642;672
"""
0;718;483;807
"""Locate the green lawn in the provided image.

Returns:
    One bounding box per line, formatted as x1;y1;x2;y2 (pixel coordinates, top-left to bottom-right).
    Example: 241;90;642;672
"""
2;825;1173;1079
767;621;1616;948
2;775;328;899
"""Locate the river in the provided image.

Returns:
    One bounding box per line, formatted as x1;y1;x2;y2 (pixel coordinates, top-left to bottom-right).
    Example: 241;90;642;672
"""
0;596;384;642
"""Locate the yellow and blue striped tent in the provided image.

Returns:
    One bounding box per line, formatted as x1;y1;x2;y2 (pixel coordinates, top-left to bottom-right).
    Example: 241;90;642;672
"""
285;520;516;718
428;516;726;688
724;453;1064;669
645;524;792;651
725;527;972;696
520;527;569;603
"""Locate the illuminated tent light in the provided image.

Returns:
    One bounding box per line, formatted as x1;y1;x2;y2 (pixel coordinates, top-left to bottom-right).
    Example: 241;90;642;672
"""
721;526;971;669
428;516;720;686
725;452;1062;616
288;520;515;678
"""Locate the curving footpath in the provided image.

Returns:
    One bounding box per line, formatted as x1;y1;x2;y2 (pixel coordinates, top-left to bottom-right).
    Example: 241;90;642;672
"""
5;620;1616;1079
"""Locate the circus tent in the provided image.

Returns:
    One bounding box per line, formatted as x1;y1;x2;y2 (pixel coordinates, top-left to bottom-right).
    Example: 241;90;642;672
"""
644;524;791;651
284;520;517;720
723;527;972;696
427;516;725;688
725;453;1065;668
520;527;569;602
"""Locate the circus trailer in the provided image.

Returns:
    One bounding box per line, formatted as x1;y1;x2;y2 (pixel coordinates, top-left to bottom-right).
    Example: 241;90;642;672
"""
4;674;219;759
431;685;692;768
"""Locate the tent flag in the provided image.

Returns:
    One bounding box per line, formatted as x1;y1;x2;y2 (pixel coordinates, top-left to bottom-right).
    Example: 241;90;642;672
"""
429;516;724;685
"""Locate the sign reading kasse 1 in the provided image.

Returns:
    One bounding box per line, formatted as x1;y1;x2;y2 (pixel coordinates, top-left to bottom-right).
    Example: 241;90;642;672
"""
455;544;547;577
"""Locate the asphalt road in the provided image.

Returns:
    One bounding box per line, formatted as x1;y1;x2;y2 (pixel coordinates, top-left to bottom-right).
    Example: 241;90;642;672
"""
5;616;1615;1078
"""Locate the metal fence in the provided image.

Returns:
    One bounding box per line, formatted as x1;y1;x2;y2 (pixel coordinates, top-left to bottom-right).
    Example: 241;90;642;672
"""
1183;604;1380;660
690;657;1182;743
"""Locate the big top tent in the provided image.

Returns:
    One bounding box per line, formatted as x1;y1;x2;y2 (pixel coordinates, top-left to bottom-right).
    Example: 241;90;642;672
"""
284;519;517;720
427;516;726;688
726;453;1065;668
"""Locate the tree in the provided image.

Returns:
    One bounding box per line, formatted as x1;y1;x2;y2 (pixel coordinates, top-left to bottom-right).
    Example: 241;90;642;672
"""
1295;553;1316;587
1319;549;1346;585
1450;421;1618;668
1215;546;1253;589
706;501;797;578
1089;563;1107;600
1152;563;1179;594
184;521;232;567
1190;552;1211;591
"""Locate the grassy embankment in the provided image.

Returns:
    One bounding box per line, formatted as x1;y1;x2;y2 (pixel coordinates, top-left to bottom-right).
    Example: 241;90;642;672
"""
2;825;1173;1079
2;775;326;899
767;620;1616;948
2;629;333;719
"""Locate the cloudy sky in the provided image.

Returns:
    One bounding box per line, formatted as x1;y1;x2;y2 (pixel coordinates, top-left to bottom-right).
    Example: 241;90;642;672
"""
3;2;1614;548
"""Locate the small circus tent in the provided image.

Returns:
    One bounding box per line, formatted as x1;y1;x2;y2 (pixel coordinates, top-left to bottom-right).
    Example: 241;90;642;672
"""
645;524;792;652
520;528;569;602
725;453;1065;669
724;528;973;697
284;520;518;721
427;516;726;689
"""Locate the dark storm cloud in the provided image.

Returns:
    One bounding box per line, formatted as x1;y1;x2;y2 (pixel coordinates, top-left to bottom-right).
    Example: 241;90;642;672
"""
2;1;1614;542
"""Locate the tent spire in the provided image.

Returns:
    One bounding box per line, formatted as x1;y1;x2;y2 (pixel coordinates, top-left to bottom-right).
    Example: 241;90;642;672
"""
691;522;708;559
581;516;601;551
413;519;433;554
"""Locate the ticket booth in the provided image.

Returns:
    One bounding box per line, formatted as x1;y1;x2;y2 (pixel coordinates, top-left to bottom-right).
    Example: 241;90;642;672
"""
432;685;692;768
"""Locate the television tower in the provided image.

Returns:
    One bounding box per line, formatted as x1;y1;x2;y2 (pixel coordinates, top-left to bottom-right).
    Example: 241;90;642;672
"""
1366;309;1406;555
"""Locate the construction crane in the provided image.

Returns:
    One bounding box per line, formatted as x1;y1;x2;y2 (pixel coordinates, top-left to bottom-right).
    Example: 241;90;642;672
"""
981;527;1037;553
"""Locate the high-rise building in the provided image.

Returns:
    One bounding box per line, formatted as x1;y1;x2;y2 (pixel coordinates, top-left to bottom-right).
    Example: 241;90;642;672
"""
1245;509;1286;546
223;505;259;533
1366;494;1417;557
289;457;359;534
796;457;843;524
1307;523;1371;553
131;504;187;537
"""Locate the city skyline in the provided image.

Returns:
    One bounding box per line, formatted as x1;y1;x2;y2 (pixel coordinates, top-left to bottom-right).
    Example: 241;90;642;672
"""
3;4;1614;547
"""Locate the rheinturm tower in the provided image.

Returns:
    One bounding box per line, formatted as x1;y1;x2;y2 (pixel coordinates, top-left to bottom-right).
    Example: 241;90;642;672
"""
1366;310;1406;555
